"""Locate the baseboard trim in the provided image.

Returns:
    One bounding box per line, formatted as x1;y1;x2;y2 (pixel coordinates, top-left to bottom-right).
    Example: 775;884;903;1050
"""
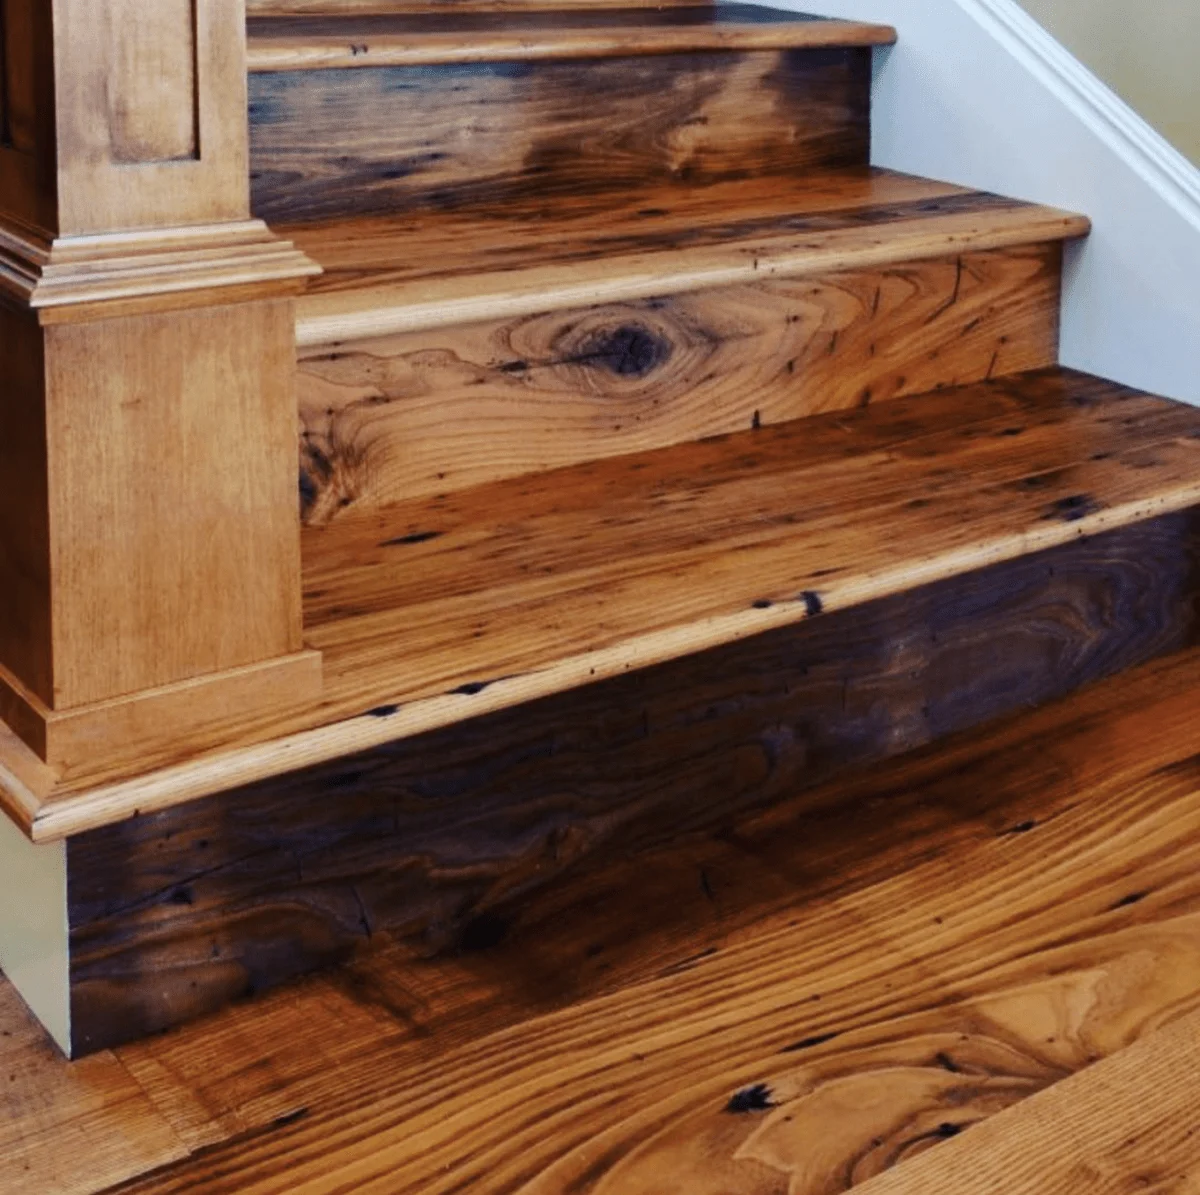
0;814;69;1056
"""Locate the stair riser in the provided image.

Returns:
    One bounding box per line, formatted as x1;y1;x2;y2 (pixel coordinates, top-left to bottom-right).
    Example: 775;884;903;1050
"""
299;243;1062;518
65;510;1200;1055
249;48;870;223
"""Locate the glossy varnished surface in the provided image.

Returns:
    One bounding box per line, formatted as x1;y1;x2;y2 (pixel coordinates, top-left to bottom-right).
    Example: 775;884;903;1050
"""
8;647;1200;1189
298;242;1064;515
247;7;896;70
4;367;1200;840
250;48;871;224
65;508;1199;1052
286;171;1088;342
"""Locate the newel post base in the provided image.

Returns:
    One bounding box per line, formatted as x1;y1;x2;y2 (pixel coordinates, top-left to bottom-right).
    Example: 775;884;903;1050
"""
0;0;323;769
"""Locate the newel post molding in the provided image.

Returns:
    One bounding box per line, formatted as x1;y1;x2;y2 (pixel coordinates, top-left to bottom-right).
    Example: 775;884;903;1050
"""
0;0;322;772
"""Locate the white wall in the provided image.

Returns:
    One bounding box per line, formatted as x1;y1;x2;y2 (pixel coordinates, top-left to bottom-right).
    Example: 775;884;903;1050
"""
795;0;1200;405
1019;0;1200;166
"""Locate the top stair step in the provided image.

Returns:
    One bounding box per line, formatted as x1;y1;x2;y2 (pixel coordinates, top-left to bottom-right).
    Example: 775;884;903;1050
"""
246;5;897;70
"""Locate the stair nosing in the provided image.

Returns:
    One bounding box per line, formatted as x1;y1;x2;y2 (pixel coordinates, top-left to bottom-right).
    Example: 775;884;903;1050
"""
16;479;1200;843
247;10;897;72
294;202;1091;346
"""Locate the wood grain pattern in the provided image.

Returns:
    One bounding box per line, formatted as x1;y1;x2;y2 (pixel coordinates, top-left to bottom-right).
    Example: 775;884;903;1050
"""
249;48;871;223
246;7;896;71
0;0;323;775
0;296;323;770
0;299;52;704
298;243;1062;515
7;643;1200;1191
852;1008;1200;1194
44;301;306;705
106;0;198;163
5;367;1200;841
46;0;250;235
63;508;1200;1054
248;0;802;12
288;172;1088;344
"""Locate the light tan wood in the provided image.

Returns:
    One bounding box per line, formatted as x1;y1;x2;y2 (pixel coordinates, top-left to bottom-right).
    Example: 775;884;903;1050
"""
290;172;1090;344
0;298;325;767
0;652;323;778
51;0;247;236
299;243;1061;514
8;645;1200;1191
246;8;897;71
1;369;1199;842
44;302;306;705
856;1010;1200;1194
0;219;319;316
248;0;756;13
0;0;323;773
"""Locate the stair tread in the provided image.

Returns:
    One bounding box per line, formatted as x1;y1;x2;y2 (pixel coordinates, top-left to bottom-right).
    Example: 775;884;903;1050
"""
289;168;1091;343
4;367;1200;841
247;4;896;70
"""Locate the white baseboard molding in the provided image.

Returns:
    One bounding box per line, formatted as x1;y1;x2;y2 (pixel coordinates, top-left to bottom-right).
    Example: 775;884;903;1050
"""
793;0;1200;405
0;814;69;1055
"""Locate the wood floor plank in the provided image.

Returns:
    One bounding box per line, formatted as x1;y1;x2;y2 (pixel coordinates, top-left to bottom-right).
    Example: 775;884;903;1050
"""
289;171;1087;342
250;44;872;224
44;645;1200;1193
247;7;896;71
298;243;1063;515
64;510;1199;1053
852;1006;1200;1195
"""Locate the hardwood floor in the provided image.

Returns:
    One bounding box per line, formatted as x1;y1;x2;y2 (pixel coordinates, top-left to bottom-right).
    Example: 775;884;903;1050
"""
6;645;1200;1191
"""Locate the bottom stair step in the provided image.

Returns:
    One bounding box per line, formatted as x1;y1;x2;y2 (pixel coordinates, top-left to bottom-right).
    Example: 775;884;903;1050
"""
6;364;1200;843
7;643;1200;1190
4;366;1200;1056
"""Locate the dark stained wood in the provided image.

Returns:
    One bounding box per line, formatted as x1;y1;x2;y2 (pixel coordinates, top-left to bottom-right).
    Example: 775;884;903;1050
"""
65;508;1200;1054
248;48;871;223
7;643;1200;1191
246;7;896;71
298;242;1063;515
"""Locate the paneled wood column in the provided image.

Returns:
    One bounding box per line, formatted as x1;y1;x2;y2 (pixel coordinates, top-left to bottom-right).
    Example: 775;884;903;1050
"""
0;0;322;768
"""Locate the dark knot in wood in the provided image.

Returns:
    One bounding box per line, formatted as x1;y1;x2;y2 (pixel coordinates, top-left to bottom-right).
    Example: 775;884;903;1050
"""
575;323;671;379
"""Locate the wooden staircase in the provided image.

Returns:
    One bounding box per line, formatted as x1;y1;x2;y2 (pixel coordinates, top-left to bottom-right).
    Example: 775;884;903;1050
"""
2;1;1200;1059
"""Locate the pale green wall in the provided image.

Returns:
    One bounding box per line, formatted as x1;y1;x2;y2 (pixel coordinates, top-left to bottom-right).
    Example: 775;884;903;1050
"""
1019;0;1200;164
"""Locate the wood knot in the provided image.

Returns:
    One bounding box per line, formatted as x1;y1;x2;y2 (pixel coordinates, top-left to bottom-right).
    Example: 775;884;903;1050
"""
577;324;671;379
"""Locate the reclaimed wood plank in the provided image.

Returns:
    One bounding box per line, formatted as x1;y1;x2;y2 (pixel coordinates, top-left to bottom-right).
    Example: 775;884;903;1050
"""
246;7;896;71
288;172;1089;343
298;242;1063;516
249;48;871;223
853;1008;1200;1195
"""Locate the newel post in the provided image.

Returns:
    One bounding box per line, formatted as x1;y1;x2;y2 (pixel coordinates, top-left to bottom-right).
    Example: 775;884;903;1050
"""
0;0;322;772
